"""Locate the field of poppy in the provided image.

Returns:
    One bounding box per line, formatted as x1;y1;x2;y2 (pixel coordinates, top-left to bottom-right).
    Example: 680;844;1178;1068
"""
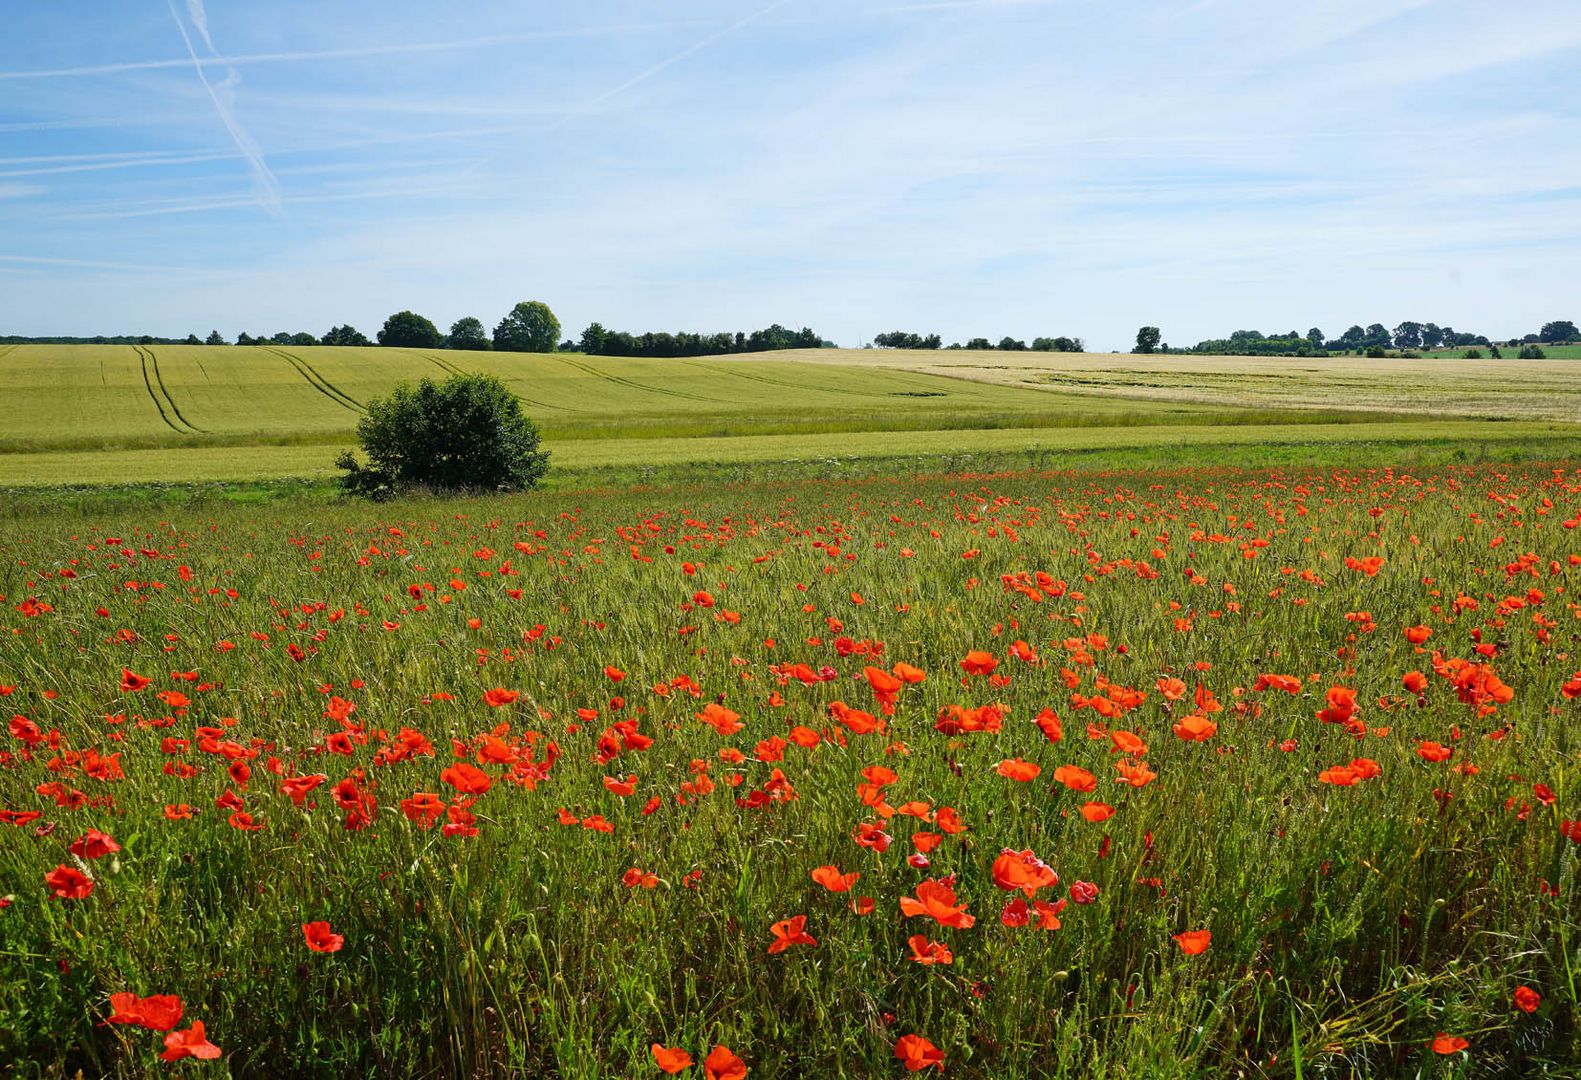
2;461;1580;1076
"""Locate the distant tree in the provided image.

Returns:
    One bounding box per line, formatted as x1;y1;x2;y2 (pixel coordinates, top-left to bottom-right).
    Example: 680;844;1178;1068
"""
1421;323;1444;349
1336;325;1365;350
1518;345;1547;359
579;323;609;354
1133;326;1161;354
183;334;201;345
1366;345;1388;359
1463;348;1483;359
965;337;994;350
336;372;548;498
289;332;317;346
1392;321;1423;350
1489;345;1502;359
271;332;293;345
321;324;372;347
921;333;942;349
447;316;490;351
493;301;561;353
1540;320;1579;343
1306;327;1325;349
379;311;443;349
138;335;154;345
998;337;1028;351
236;332;255;346
1362;323;1391;349
205;330;225;346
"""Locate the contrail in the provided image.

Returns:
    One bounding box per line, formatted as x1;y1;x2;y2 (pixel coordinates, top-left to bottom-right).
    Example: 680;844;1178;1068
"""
164;0;281;214
575;0;798;114
185;0;216;52
0;23;713;81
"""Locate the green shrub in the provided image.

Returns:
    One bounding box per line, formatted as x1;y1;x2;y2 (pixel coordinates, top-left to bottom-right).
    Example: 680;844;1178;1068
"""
1463;349;1483;359
335;373;548;497
1518;345;1546;359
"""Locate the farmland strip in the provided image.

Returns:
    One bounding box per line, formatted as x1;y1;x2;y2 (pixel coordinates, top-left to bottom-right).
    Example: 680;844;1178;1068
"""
134;346;184;433
261;347;363;412
142;346;205;432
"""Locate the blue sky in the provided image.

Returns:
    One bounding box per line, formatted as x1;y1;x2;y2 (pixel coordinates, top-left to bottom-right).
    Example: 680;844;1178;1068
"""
1;0;1578;350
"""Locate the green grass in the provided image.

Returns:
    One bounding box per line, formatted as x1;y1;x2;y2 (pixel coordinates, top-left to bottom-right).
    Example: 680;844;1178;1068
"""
1;461;1577;1076
1;419;1576;489
1424;344;1581;360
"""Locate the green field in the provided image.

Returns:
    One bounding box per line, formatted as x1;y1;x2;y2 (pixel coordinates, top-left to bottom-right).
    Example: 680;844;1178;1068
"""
2;343;1580;490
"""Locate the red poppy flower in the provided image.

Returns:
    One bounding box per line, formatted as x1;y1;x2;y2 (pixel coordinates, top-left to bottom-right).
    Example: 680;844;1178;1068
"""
482;687;520;708
651;1044;693;1073
703;1044;747;1080
1430;1034;1469;1055
105;992;184;1031
120;669;152;692
1079;801;1114;823
302;921;344;953
1171;714;1216;741
1052;765;1097;792
697;703;744;736
894;1033;944;1072
1514;986;1541;1013
907;934;953;965
960;650;998;676
160;1021;222;1062
69;829;120;860
441;762;493;795
767;915;817;954
899;879;975;929
1173;929;1211;955
995;758;1041;782
991;849;1058;898
44;864;94;900
810;865;860;892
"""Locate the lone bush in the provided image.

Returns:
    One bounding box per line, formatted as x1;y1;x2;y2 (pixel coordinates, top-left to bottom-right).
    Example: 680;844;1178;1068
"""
335;373;549;498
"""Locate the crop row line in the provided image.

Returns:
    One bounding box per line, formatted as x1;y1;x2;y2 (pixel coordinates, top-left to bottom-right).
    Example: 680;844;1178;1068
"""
261;347;364;412
133;345;204;434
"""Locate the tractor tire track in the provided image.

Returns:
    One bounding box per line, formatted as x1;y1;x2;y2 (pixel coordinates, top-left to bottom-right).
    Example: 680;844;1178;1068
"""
133;346;185;433
672;358;895;399
138;346;205;432
550;354;728;404
262;347;363;412
424;355;570;412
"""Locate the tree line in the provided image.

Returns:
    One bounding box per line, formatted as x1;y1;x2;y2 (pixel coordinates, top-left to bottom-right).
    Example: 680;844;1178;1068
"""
871;331;1084;352
1129;319;1579;357
578;322;826;357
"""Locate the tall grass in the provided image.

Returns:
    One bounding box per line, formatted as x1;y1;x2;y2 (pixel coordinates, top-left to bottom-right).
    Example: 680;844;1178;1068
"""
1;463;1577;1076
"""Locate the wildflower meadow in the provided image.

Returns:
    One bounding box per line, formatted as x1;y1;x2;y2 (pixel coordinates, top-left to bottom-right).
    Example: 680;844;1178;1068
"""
2;463;1578;1076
